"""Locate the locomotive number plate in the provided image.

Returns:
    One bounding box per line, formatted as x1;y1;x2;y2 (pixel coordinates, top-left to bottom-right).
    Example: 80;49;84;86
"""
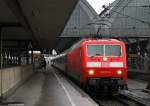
100;71;111;74
102;62;109;67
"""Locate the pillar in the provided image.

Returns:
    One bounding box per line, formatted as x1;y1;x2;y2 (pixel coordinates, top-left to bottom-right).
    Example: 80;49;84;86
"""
31;49;33;64
26;49;29;64
0;27;2;68
0;26;2;99
17;41;21;65
146;37;150;90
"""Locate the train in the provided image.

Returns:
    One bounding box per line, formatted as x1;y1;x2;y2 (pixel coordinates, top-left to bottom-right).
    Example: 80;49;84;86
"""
52;38;127;93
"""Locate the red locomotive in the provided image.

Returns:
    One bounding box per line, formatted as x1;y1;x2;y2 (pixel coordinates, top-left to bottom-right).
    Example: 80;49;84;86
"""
52;38;127;93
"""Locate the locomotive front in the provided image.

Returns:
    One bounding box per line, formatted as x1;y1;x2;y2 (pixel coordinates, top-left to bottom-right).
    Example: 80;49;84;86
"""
82;39;127;92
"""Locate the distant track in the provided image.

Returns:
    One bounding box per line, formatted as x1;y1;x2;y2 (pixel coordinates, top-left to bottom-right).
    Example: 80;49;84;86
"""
94;94;142;106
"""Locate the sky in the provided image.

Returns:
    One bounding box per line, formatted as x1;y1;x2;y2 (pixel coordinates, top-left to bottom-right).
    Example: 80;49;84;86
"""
86;0;115;14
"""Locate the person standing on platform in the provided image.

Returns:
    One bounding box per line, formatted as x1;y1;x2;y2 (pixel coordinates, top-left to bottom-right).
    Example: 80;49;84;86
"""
39;54;47;71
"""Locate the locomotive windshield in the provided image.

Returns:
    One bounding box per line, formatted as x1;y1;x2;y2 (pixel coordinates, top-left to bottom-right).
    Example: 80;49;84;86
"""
87;45;121;57
87;45;104;56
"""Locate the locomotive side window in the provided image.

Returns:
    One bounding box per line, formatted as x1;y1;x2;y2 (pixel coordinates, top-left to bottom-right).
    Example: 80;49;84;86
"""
105;45;121;56
87;45;104;57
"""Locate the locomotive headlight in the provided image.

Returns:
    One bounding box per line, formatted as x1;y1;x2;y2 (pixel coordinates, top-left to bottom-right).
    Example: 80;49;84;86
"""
103;57;107;61
117;70;122;75
89;69;94;75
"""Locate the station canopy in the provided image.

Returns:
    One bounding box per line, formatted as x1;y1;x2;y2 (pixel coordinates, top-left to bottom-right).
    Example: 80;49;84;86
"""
0;0;79;49
98;0;150;38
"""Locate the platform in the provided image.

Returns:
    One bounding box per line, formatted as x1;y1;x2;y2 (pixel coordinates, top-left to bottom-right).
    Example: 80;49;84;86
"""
128;79;147;89
3;66;98;106
128;69;149;81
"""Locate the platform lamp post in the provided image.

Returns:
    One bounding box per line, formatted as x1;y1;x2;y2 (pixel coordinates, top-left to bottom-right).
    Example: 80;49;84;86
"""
28;41;33;64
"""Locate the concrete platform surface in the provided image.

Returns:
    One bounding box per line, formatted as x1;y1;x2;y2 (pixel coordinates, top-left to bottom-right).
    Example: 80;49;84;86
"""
128;69;149;81
5;66;98;106
128;79;147;89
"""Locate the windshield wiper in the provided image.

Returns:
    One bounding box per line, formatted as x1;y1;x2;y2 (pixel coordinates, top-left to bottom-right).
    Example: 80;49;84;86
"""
90;55;96;58
89;54;101;57
96;53;101;56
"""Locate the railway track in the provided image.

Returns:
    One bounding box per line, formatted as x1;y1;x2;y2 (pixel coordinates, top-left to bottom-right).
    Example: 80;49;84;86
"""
96;98;125;106
94;95;143;106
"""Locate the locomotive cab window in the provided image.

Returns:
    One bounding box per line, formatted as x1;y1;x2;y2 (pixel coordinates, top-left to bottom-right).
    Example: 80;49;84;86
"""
87;44;121;57
87;45;104;57
105;45;121;56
